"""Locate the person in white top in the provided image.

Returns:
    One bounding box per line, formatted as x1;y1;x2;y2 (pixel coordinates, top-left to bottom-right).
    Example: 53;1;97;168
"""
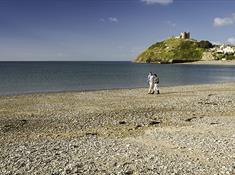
147;72;152;84
148;73;154;94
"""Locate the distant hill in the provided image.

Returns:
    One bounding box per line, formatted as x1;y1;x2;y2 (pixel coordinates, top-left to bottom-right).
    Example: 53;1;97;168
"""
134;37;235;64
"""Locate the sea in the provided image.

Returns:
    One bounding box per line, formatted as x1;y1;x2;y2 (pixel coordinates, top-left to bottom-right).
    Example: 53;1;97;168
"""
0;61;235;95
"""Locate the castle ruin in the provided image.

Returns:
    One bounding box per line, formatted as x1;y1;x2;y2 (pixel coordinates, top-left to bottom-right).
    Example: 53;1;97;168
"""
179;32;190;39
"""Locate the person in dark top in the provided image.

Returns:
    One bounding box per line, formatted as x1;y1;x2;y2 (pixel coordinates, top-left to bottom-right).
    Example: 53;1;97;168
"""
153;74;160;94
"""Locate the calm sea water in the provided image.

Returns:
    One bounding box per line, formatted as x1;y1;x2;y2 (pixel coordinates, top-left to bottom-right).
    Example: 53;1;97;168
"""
0;61;235;95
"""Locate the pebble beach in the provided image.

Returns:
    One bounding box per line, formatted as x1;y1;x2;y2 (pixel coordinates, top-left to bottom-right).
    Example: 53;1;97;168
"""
0;83;235;175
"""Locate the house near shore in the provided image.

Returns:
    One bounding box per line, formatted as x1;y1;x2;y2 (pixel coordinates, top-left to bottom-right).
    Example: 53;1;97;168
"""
213;44;235;54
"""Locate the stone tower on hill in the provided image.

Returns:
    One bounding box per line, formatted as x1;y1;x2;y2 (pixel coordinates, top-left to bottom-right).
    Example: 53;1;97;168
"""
180;32;190;39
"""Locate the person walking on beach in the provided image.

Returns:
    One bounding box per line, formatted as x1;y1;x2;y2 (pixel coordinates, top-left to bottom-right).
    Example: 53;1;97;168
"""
153;73;160;94
147;72;152;85
148;72;154;94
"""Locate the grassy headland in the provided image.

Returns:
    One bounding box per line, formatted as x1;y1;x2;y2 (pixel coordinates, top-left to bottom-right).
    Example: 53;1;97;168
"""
135;37;235;64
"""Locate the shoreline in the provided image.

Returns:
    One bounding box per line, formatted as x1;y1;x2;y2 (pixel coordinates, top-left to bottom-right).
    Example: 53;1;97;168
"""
179;59;235;65
0;81;234;97
0;83;234;174
135;60;235;65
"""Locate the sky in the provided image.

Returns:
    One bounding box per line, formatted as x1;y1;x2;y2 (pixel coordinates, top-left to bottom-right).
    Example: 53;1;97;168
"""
0;0;235;61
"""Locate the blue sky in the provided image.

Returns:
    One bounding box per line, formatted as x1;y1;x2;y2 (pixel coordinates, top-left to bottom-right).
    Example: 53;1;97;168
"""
0;0;235;61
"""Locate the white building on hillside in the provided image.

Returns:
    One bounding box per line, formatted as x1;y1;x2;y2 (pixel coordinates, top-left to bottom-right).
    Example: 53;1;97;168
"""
223;46;235;54
216;45;235;54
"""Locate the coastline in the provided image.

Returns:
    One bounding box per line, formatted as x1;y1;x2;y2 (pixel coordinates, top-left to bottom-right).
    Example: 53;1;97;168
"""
0;81;233;97
0;83;234;174
135;60;235;65
179;60;235;65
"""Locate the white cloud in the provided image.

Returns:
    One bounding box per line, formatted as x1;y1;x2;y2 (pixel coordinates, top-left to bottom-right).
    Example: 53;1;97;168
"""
227;37;235;45
213;13;235;27
99;17;119;23
141;0;173;5
108;17;118;23
165;20;176;27
213;17;234;27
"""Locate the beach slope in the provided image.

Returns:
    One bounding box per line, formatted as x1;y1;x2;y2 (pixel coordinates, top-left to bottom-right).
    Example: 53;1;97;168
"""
0;83;235;174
